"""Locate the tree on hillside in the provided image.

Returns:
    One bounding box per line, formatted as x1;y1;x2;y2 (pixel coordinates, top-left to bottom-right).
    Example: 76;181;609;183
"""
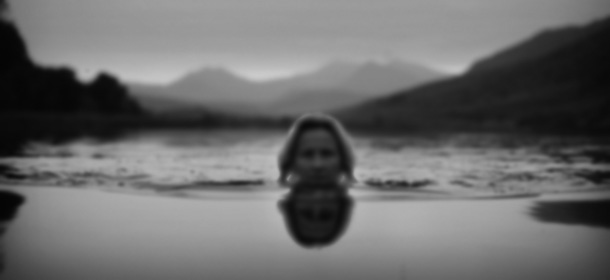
1;0;9;21
0;0;143;115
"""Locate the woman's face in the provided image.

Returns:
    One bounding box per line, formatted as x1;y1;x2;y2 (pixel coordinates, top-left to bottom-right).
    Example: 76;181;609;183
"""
293;129;341;183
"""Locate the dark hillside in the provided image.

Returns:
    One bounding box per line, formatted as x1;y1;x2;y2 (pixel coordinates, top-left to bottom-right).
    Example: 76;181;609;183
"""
336;17;610;134
0;2;142;115
470;17;610;72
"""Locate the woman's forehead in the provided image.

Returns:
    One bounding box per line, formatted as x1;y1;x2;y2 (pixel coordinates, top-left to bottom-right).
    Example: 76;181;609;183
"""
298;129;337;147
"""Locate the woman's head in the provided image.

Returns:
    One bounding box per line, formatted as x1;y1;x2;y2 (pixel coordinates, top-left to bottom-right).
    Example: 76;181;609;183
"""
278;113;355;185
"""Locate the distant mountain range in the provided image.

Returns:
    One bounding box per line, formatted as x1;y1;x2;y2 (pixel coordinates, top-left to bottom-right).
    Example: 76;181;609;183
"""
128;83;206;114
267;89;370;116
129;60;447;116
335;16;610;133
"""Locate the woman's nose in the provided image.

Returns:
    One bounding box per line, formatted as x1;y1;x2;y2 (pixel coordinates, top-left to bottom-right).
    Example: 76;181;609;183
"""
311;155;325;167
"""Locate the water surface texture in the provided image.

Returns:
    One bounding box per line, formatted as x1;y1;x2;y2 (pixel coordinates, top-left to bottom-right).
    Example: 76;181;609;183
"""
0;130;608;197
1;130;609;279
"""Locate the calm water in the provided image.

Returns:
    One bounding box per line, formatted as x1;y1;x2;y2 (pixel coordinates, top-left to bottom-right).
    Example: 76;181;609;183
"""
1;186;610;280
1;129;609;279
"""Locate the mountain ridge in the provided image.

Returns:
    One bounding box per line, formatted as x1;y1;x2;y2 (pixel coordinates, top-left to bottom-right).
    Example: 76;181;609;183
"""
334;16;610;133
130;59;447;115
469;17;610;72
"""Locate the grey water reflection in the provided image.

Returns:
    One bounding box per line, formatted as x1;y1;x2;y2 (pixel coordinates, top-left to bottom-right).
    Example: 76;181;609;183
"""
279;184;353;248
0;190;25;274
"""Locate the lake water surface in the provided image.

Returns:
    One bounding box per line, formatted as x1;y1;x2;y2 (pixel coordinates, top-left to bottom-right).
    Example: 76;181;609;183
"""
1;130;609;279
1;129;608;196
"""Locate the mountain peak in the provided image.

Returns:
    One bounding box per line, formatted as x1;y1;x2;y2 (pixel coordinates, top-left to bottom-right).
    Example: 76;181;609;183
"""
154;57;447;109
337;59;446;95
183;66;244;80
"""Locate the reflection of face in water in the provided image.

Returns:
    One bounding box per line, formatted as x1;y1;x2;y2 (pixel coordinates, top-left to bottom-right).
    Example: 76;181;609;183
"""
279;184;353;248
0;190;25;274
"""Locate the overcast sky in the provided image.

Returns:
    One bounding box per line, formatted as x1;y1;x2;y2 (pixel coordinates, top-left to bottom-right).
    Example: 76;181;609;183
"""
8;0;610;83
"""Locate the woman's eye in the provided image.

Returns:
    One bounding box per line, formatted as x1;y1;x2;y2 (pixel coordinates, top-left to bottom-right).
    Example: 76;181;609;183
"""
321;149;334;157
300;150;314;158
299;148;335;158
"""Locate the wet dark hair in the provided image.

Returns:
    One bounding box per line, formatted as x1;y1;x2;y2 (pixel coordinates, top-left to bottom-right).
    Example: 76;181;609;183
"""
277;113;356;186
